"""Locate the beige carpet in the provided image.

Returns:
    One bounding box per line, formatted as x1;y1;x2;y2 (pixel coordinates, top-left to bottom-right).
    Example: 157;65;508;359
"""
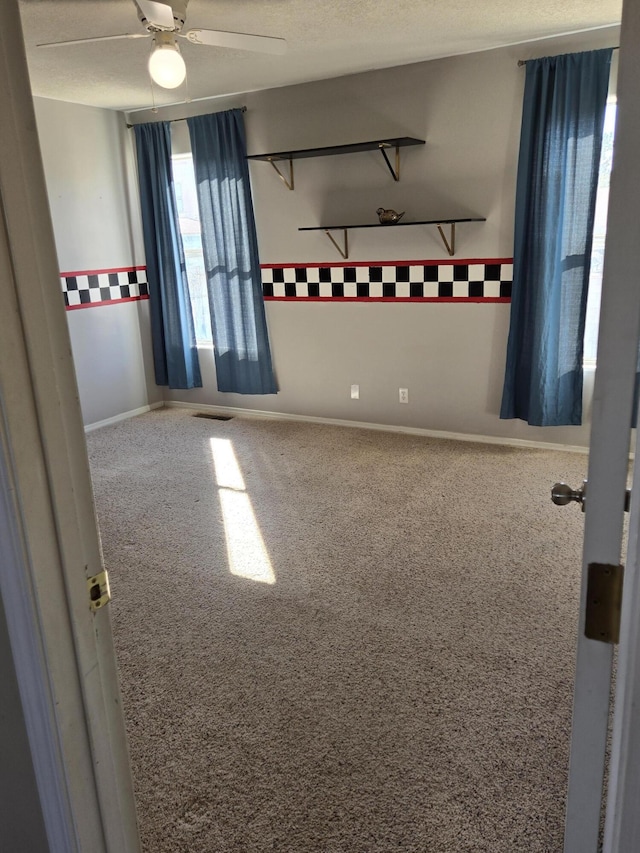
86;408;590;853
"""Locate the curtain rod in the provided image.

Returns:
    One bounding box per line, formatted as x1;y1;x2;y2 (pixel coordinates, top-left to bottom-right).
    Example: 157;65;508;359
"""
127;104;246;129
518;46;619;66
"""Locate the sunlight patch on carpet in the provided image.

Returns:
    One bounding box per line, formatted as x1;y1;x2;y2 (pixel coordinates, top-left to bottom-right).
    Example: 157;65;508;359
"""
210;438;275;584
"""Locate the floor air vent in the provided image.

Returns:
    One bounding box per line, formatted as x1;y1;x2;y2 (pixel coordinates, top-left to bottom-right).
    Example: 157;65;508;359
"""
193;413;234;421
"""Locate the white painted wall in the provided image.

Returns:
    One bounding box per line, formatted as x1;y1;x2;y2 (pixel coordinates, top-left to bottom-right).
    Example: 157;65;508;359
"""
131;27;616;447
33;97;161;427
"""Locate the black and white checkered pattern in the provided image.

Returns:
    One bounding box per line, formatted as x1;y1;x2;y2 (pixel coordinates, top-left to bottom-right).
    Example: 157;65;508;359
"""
61;268;149;308
261;262;513;299
61;262;512;307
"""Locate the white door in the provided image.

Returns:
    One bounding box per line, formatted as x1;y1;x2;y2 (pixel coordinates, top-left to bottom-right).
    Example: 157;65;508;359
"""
563;1;640;850
0;2;140;851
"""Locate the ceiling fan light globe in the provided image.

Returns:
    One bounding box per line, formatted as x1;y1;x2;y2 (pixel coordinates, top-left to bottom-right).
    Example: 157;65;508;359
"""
148;44;186;88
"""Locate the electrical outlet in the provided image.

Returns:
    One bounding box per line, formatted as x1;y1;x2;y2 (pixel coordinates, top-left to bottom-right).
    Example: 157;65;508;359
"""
399;387;409;404
351;384;360;400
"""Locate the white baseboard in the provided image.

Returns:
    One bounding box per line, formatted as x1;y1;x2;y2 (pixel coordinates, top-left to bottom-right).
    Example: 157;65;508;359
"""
164;400;591;454
84;401;164;433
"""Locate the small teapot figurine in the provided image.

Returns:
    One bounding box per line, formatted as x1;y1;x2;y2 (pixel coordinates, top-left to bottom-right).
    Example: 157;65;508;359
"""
377;207;405;224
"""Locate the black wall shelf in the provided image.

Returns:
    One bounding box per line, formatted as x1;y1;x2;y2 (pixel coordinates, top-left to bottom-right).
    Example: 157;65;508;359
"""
298;218;486;259
247;137;425;189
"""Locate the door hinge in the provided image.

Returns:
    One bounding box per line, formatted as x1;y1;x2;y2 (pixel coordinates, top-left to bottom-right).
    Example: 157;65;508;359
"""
585;562;624;644
87;570;111;612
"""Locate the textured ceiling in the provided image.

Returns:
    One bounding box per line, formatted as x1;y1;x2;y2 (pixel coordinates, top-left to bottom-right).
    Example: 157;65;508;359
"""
19;0;622;112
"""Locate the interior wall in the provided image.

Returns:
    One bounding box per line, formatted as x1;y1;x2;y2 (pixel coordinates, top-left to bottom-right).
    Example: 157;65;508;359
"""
129;27;618;447
33;97;160;427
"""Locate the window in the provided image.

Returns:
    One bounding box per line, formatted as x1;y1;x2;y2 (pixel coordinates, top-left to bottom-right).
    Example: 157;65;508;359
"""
584;101;616;364
172;153;212;345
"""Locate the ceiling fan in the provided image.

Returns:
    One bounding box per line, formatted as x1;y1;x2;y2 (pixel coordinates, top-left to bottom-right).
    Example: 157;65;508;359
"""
37;0;287;89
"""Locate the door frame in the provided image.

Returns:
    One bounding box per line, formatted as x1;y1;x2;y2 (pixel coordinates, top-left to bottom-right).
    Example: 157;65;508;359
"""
600;3;640;844
603;408;640;848
0;3;139;850
564;1;640;850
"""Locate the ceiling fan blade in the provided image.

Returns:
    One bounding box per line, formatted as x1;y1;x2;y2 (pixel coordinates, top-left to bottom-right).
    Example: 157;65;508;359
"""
37;33;150;47
136;0;176;30
182;29;287;55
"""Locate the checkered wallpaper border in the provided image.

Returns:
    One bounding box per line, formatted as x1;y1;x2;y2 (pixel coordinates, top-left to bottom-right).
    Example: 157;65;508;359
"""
261;259;513;301
60;259;513;309
61;266;149;310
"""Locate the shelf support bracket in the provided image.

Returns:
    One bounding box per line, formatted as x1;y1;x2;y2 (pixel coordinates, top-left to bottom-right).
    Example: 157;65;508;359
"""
324;229;349;260
437;223;456;256
268;156;294;190
378;143;401;181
